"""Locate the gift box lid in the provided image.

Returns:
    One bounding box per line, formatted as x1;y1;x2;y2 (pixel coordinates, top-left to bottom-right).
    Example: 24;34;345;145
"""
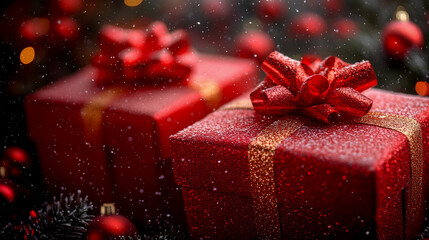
26;54;259;158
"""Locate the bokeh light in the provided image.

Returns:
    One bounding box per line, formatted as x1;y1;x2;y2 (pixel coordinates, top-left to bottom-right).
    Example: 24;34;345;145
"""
415;81;429;96
0;184;15;202
20;47;35;65
20;18;50;40
395;6;409;21
124;0;143;7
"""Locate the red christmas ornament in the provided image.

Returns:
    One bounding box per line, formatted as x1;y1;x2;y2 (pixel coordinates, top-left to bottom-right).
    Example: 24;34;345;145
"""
54;17;80;41
201;0;232;20
87;203;138;240
0;179;17;203
290;12;327;38
256;0;287;22
2;146;31;178
57;0;83;15
4;146;30;167
323;0;343;14
19;17;50;41
332;18;358;39
382;20;424;59
234;31;275;63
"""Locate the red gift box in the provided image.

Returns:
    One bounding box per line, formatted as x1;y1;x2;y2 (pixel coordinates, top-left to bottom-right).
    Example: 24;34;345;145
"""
171;88;429;239
25;53;258;230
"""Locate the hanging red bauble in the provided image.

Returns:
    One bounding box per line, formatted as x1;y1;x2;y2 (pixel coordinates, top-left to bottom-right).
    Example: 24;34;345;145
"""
54;17;80;41
234;30;275;63
332;18;358;39
0;179;17;203
323;0;343;14
3;146;31;178
4;146;30;167
86;203;138;240
256;0;287;22
57;0;83;15
382;20;424;59
19;17;50;42
290;12;327;38
201;0;232;21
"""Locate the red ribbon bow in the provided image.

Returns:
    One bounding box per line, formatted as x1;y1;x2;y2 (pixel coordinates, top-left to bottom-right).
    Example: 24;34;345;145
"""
91;21;196;86
250;52;377;123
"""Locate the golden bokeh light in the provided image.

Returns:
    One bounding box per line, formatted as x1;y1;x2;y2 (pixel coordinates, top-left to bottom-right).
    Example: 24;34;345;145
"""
124;0;143;7
395;6;409;22
20;47;35;65
415;81;429;96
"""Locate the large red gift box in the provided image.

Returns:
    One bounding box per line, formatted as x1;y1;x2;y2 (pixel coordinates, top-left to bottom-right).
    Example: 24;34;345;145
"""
171;88;429;239
25;53;258;229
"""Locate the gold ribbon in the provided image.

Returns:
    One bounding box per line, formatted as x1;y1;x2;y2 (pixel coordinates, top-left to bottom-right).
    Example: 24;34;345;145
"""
189;78;222;109
248;115;309;239
79;86;126;202
81;80;222;140
222;101;423;239
220;97;254;110
360;112;423;237
81;87;126;143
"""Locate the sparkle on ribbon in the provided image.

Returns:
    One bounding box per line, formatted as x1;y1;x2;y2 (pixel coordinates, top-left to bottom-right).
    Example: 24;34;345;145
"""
251;51;377;123
91;21;196;86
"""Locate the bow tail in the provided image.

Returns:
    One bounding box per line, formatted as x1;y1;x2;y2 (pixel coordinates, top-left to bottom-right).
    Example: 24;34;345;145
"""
326;87;373;120
262;52;308;95
334;61;377;92
251;78;299;115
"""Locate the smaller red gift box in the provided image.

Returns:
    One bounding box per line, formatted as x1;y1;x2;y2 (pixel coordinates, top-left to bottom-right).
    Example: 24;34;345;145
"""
171;87;429;239
25;52;258;230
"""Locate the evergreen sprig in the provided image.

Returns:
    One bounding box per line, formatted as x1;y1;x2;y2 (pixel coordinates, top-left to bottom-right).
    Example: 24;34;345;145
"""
114;233;142;240
21;191;94;240
114;228;186;240
144;228;186;240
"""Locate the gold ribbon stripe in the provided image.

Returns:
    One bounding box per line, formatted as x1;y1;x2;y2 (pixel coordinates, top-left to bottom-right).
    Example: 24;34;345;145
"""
81;87;126;143
360;112;423;237
220;97;253;110
81;79;222;140
189;79;222;110
222;104;423;239
248;115;309;239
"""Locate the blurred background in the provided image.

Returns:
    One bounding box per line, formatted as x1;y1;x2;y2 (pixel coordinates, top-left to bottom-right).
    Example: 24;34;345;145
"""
0;0;428;238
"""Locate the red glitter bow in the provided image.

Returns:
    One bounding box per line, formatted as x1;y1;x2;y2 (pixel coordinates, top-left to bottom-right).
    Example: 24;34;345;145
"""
91;21;196;85
250;52;377;123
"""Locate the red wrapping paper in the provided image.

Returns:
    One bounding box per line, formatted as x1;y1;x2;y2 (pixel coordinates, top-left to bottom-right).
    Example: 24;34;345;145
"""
170;88;429;239
25;54;258;229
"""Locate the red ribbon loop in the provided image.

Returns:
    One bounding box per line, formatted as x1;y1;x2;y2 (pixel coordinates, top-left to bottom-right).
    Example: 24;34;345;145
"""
91;21;196;86
251;51;377;124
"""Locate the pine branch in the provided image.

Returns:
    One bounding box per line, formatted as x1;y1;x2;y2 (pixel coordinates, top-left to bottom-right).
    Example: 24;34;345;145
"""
114;233;142;240
144;228;186;240
21;190;94;240
0;223;20;239
113;228;186;240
